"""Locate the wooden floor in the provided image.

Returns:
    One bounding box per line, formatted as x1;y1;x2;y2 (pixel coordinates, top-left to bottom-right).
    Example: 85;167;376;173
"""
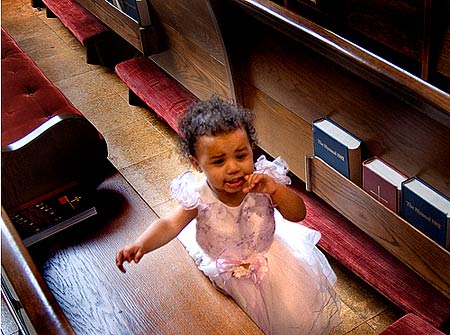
1;0;404;333
20;168;261;334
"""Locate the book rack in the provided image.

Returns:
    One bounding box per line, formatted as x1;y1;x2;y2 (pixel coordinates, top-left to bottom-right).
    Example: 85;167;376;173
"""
74;0;161;56
305;155;450;299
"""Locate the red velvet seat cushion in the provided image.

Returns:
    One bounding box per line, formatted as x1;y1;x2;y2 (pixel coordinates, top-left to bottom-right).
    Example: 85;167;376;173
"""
115;57;198;133
42;0;109;46
380;313;445;334
1;28;83;145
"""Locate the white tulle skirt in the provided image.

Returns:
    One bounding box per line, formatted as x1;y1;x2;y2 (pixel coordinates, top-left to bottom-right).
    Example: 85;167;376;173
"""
178;210;341;335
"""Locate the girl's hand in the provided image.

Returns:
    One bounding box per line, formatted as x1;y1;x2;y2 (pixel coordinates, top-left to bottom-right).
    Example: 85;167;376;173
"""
243;173;278;196
116;244;144;273
244;173;306;222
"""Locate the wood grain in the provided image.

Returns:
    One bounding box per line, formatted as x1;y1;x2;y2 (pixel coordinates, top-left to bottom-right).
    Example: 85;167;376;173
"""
68;0;450;301
146;0;232;101
150;23;231;101
75;0;140;49
75;0;161;55
29;171;261;334
151;0;225;63
244;84;312;180
230;0;450;113
437;3;450;80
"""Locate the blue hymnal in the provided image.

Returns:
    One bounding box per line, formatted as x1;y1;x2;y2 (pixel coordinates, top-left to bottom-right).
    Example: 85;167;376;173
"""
401;177;450;249
121;0;139;22
312;118;362;185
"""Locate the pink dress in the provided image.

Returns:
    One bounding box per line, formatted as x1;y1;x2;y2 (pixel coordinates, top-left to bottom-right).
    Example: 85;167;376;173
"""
172;156;341;334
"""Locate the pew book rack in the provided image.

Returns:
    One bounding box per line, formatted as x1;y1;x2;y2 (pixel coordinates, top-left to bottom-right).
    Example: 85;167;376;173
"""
74;0;161;56
305;155;450;298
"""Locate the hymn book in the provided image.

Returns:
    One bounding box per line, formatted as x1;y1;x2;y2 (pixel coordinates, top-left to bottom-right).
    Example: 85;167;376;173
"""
8;184;97;246
116;0;151;26
312;118;362;186
401;177;450;250
362;157;408;213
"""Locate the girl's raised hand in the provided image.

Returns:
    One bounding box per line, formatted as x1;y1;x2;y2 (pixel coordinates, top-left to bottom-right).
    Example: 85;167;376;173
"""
243;173;278;196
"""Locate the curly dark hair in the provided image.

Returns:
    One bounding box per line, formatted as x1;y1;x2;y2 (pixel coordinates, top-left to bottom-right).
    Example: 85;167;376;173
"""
178;96;257;159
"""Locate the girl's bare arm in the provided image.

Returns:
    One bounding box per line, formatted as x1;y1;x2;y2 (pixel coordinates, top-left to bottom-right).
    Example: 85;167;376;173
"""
270;183;306;222
116;205;197;272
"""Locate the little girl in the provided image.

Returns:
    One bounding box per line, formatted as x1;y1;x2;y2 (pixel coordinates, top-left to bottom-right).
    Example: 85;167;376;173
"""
116;97;341;334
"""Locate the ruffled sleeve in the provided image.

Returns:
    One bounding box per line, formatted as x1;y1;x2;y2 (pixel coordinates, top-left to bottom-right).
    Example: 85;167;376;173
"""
254;155;291;185
170;171;201;210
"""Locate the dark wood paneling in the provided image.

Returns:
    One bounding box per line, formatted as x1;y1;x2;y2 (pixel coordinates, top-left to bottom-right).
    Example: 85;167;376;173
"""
229;0;450;115
268;0;450;91
150;0;226;63
343;0;421;61
150;23;231;100
436;2;450;81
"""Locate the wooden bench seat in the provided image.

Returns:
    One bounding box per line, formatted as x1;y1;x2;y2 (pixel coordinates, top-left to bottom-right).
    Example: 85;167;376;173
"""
115;56;199;133
1;169;263;334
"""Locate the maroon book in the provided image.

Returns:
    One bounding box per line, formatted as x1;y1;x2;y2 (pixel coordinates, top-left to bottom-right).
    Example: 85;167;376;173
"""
362;157;408;213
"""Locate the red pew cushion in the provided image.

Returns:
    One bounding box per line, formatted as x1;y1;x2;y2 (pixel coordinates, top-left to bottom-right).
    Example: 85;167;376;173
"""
115;56;198;133
42;0;109;46
380;313;445;335
1;28;84;145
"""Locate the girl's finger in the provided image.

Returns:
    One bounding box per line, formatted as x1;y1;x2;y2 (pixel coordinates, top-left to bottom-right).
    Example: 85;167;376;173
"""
134;251;143;263
117;262;126;273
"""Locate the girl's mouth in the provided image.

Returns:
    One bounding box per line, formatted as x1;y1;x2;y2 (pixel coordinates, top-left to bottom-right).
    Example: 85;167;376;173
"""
225;177;245;189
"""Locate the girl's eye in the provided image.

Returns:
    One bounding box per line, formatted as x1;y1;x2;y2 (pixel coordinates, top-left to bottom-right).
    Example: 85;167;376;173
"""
237;153;247;160
212;159;224;165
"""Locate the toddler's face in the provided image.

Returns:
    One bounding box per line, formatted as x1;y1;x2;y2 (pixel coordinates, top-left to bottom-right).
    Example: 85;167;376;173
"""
191;127;254;202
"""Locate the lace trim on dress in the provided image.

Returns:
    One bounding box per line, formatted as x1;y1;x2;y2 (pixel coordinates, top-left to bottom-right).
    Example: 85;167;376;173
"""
170;171;200;210
254;155;291;185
